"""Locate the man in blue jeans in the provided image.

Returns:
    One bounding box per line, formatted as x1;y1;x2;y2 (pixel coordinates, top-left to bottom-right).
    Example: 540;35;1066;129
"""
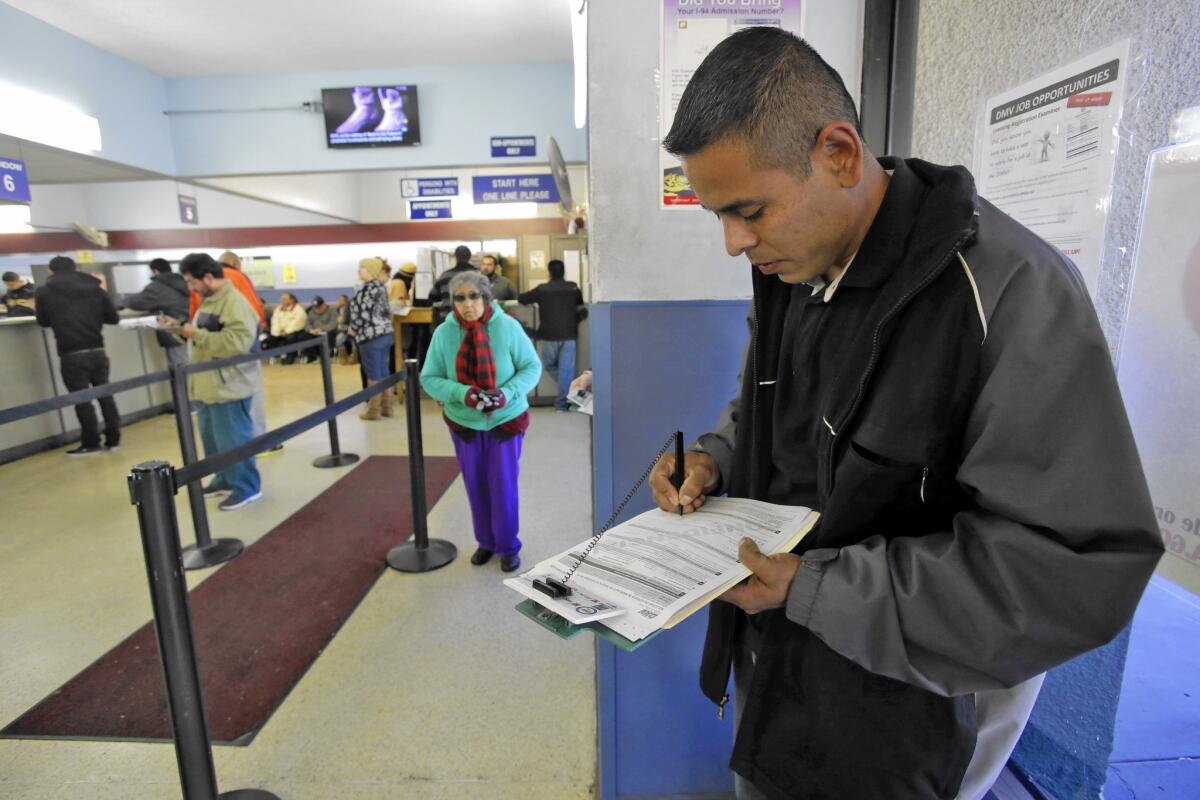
161;253;262;511
518;259;587;411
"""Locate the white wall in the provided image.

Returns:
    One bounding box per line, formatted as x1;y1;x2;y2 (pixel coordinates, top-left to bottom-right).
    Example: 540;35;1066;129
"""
0;4;176;175
166;63;586;177
588;0;864;302
29;181;349;232
198;173;364;222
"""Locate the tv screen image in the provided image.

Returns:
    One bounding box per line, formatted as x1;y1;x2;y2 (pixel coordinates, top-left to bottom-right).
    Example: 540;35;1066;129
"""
322;85;421;148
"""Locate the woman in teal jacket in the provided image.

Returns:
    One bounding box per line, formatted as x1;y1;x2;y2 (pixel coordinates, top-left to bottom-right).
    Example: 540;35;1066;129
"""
421;271;542;572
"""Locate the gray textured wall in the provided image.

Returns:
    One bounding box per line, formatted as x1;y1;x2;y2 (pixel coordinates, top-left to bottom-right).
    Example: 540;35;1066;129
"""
913;0;1200;357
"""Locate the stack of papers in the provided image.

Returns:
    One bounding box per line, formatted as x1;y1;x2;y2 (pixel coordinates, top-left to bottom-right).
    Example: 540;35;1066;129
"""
118;316;164;330
506;497;818;644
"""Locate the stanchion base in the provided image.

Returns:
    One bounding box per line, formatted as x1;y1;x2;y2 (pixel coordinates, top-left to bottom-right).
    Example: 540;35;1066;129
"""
312;452;361;469
182;538;244;571
386;540;457;572
219;790;282;799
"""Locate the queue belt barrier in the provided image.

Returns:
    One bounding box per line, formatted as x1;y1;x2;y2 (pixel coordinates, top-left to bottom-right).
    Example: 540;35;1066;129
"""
0;368;169;426
174;371;401;489
125;360;440;798
128;462;281;800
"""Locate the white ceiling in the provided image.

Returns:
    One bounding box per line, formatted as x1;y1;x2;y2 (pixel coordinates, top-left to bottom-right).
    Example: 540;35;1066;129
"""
6;0;575;78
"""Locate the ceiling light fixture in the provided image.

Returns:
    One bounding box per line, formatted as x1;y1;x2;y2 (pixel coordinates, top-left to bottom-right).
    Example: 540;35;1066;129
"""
0;82;102;154
570;0;588;129
0;204;33;233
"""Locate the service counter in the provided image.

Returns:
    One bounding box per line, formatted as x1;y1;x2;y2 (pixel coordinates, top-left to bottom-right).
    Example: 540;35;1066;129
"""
0;316;172;463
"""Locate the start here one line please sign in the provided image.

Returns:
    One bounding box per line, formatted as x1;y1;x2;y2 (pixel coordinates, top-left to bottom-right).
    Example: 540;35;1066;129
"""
472;174;560;204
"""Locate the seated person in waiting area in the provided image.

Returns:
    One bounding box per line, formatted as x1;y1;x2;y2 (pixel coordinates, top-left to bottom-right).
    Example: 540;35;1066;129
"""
421;271;542;573
302;295;340;362
2;271;37;317
262;292;309;363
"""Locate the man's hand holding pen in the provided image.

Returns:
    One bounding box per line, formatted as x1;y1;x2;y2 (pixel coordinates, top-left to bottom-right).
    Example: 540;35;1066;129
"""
649;450;720;515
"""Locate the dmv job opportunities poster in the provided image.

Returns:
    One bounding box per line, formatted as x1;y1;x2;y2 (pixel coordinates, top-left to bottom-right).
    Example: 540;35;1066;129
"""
660;0;803;210
976;41;1130;295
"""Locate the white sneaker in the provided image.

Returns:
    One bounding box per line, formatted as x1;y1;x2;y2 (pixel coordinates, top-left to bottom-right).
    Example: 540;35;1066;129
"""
218;491;262;511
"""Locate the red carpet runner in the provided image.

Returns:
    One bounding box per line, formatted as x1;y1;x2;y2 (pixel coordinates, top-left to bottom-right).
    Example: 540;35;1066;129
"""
2;455;460;745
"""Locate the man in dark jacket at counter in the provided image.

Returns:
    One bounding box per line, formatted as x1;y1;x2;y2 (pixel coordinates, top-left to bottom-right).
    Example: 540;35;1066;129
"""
35;255;121;456
518;259;586;411
2;271;37;316
647;28;1162;800
121;258;191;369
428;245;478;325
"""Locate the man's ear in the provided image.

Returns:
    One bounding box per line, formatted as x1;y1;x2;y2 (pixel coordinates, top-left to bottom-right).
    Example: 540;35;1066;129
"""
813;121;864;189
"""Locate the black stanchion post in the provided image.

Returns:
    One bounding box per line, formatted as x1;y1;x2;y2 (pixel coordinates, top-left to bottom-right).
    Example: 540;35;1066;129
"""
387;359;457;572
168;362;244;571
312;335;360;469
127;461;280;800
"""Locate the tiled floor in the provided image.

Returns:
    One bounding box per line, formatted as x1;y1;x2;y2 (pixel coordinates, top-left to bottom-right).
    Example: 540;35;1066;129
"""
0;362;598;799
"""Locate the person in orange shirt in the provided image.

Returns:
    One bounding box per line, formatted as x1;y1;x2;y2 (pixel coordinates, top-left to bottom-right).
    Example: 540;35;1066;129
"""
187;251;265;328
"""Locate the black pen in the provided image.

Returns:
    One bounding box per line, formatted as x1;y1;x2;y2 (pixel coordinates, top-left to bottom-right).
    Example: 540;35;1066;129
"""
673;430;685;516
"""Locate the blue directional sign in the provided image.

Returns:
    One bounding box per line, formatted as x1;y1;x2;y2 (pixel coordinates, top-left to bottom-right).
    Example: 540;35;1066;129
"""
0;157;31;203
400;177;459;198
472;174;559;204
178;194;198;225
410;199;453;219
490;136;536;157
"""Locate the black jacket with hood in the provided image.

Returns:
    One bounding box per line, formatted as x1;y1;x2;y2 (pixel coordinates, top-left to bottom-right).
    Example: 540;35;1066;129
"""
35;268;119;355
122;271;191;349
695;158;1162;799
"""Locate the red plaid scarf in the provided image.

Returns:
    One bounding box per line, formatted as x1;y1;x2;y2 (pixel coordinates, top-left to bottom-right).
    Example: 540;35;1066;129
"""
453;302;496;389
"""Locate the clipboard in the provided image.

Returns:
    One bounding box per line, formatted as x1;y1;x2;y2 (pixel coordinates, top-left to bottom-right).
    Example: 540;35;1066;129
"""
514;599;663;652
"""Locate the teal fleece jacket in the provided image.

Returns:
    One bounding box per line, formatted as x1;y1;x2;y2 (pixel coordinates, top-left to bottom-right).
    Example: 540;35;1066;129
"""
420;303;542;430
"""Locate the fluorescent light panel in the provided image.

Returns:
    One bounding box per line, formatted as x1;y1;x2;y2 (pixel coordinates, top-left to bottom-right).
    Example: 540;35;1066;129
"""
0;82;102;154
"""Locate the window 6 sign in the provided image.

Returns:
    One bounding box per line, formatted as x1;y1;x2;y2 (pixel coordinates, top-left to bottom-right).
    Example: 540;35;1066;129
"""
0;158;31;203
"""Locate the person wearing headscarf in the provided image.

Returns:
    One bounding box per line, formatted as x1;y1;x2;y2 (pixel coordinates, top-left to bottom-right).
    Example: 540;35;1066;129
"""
349;257;395;420
421;271;541;572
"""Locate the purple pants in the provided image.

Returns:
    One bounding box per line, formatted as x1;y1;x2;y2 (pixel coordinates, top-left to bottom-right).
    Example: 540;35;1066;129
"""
450;428;524;556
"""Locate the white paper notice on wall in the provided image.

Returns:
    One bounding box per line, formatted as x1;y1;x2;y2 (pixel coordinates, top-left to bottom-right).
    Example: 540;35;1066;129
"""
659;0;803;210
1117;140;1200;594
564;250;582;284
975;40;1129;297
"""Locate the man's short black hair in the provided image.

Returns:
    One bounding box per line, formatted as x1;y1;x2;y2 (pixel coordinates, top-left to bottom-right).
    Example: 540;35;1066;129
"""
149;258;171;274
312;295;325;306
454;245;472;263
2;271;19;282
547;259;565;279
662;27;860;176
49;256;77;273
179;252;224;280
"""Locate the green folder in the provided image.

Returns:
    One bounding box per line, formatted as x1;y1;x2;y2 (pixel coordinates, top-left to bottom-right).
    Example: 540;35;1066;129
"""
515;599;662;652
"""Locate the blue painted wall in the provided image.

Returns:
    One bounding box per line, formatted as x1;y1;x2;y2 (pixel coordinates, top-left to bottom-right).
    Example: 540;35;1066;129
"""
0;4;176;175
166;63;584;177
591;300;749;798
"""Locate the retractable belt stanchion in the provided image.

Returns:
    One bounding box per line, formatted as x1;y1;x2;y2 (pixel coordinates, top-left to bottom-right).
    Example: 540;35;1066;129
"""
127;461;280;800
169;362;244;571
312;336;360;469
387;358;457;572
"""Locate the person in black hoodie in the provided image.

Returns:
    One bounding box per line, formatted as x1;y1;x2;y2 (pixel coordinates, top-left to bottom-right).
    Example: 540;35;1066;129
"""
121;258;191;369
36;255;121;456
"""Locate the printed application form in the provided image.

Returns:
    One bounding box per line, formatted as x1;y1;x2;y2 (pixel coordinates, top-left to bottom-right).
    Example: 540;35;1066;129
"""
506;497;818;642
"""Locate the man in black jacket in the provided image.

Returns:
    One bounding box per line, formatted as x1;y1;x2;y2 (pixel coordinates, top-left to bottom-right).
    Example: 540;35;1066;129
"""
35;256;121;456
2;271;36;316
428;245;478;325
647;28;1161;800
122;258;191;369
518;259;587;411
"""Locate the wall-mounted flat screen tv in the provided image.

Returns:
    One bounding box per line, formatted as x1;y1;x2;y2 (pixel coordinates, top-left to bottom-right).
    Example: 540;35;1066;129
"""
322;85;421;148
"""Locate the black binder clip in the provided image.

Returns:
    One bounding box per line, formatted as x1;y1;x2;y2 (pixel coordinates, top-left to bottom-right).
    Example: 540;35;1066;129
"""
533;577;573;598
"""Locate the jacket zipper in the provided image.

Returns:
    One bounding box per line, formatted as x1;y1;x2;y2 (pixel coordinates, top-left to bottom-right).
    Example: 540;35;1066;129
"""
920;466;929;503
823;237;974;494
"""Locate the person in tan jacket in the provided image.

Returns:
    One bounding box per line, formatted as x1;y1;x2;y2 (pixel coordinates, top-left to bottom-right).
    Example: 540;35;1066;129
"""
161;253;262;511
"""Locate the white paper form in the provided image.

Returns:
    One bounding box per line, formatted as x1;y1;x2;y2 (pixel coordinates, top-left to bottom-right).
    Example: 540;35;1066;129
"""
509;497;817;642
